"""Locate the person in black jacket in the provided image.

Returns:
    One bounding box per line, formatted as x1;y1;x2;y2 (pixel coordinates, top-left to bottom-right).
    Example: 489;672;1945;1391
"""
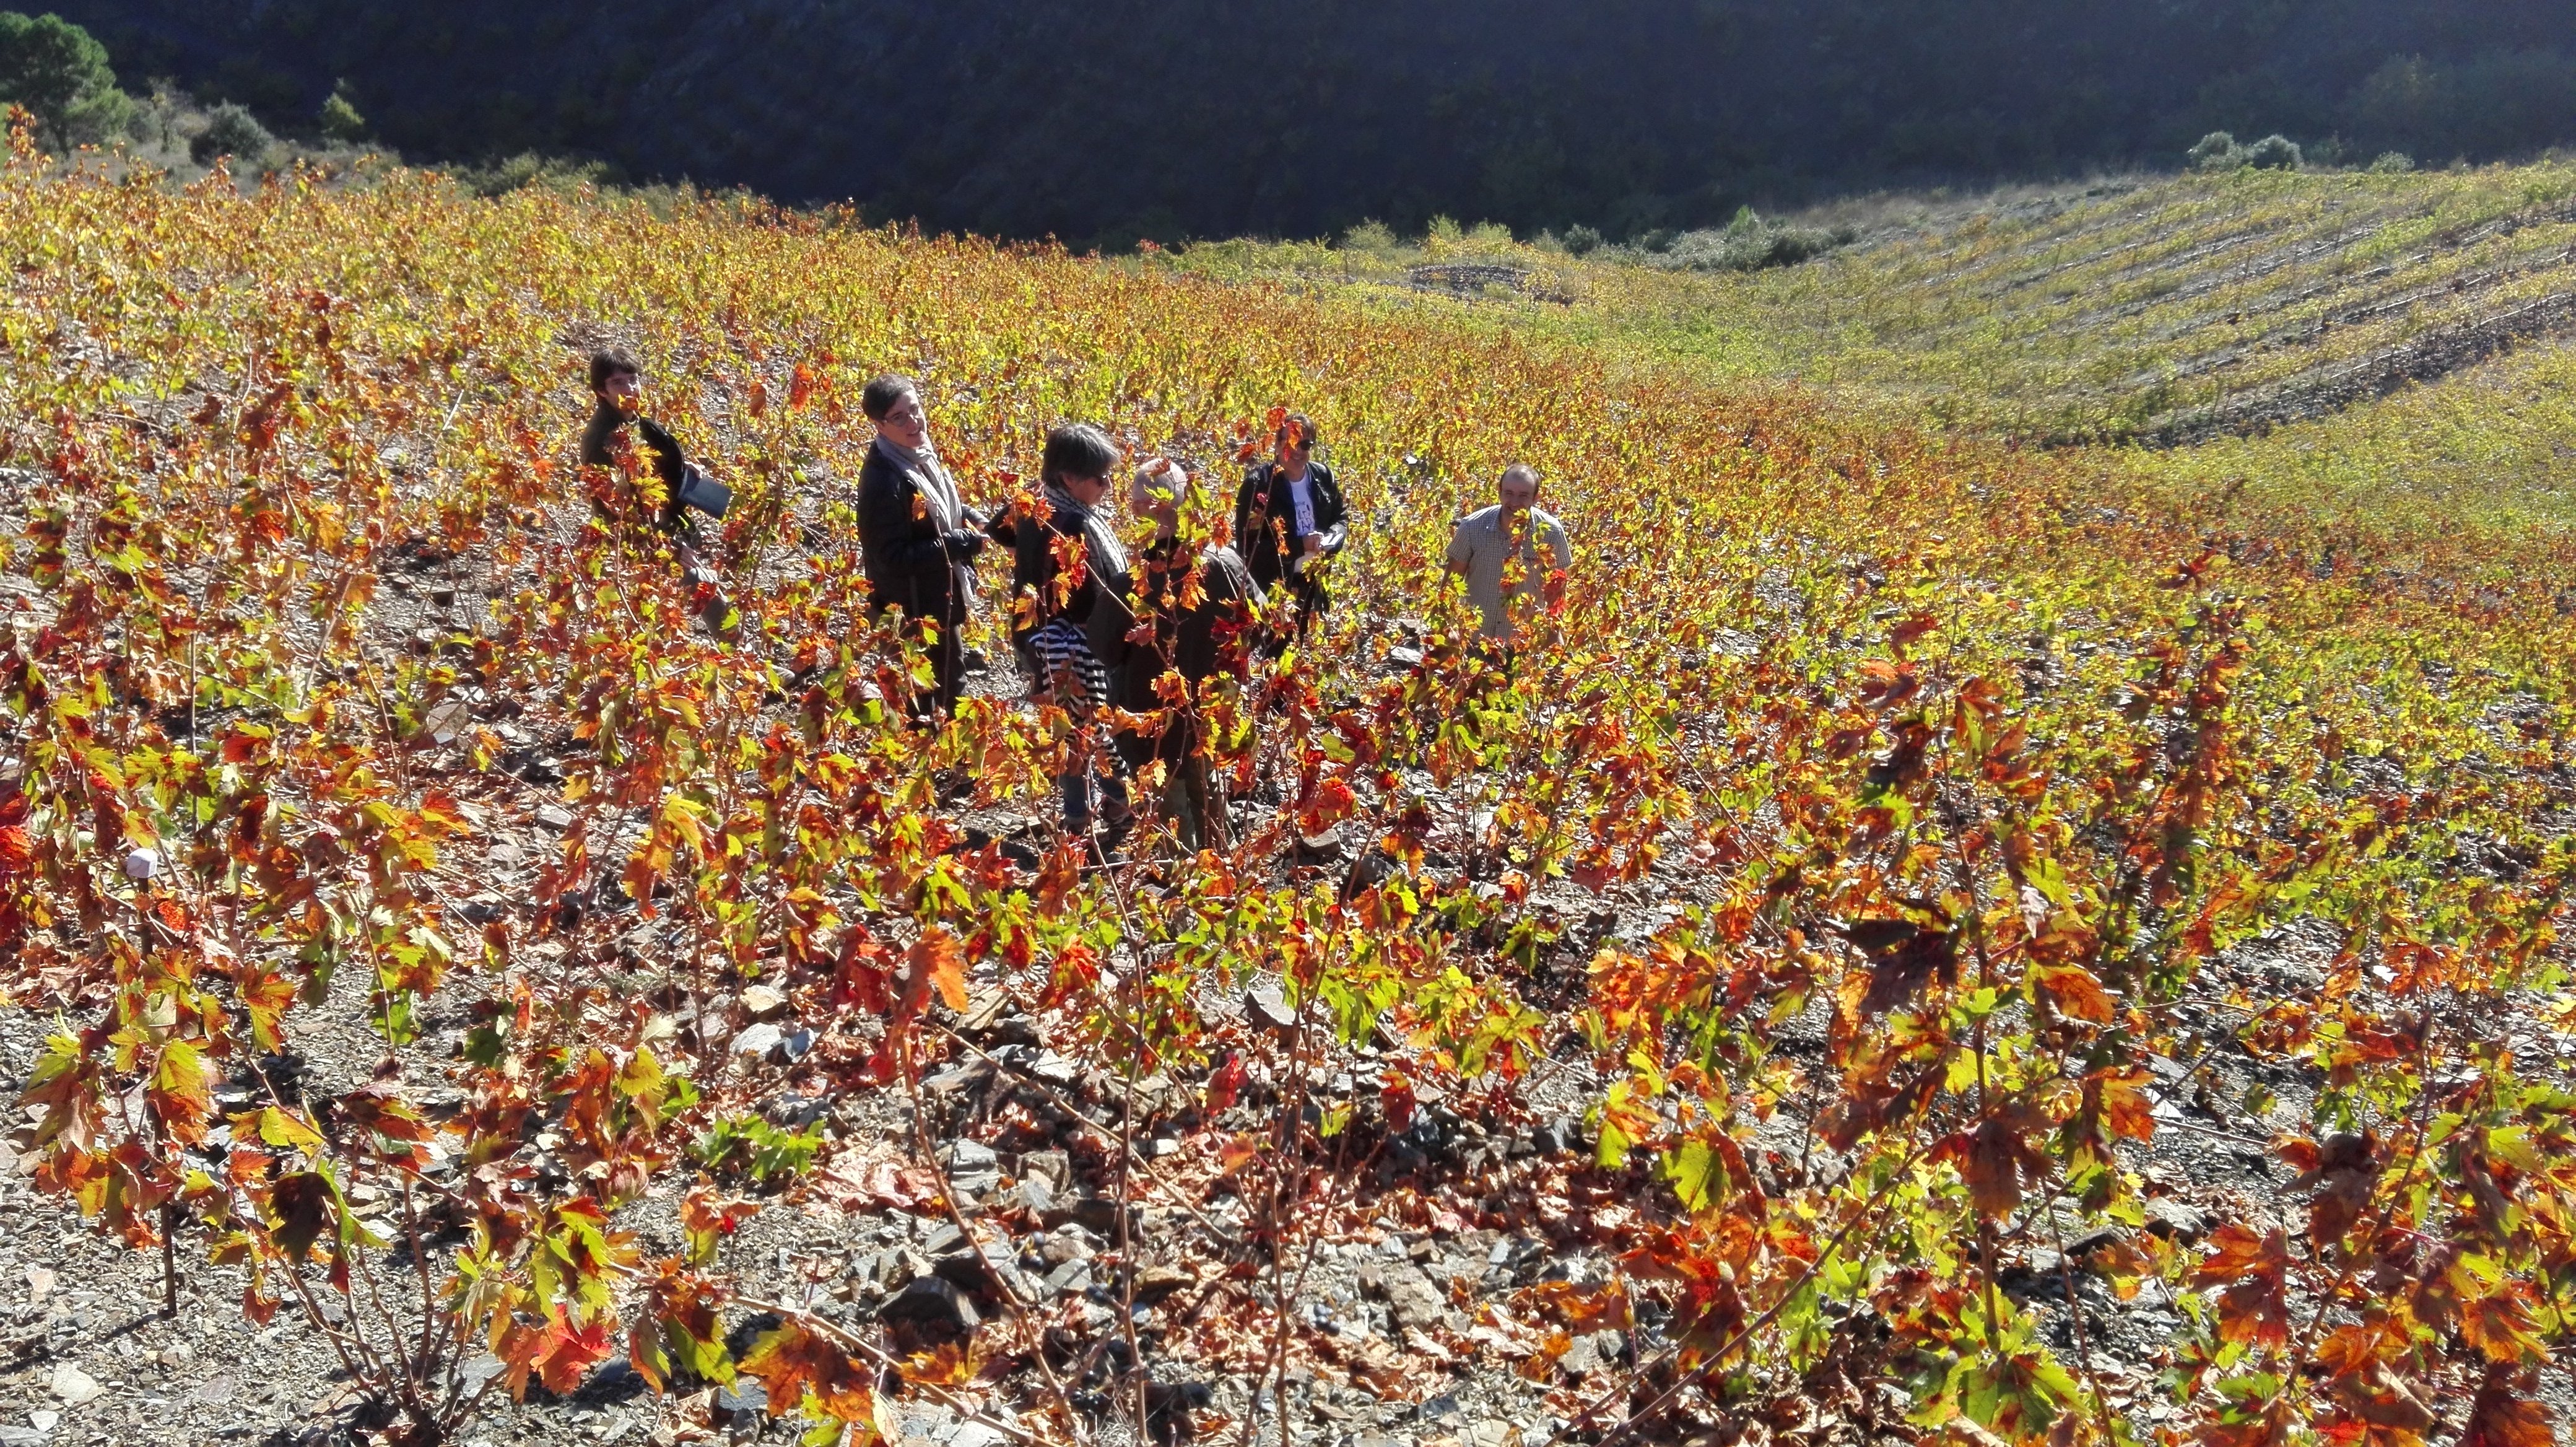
579;349;732;634
1231;411;1346;638
856;374;990;720
1012;423;1136;842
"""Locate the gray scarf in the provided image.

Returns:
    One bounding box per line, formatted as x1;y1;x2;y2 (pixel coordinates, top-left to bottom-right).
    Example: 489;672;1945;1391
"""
1045;482;1128;577
876;435;963;533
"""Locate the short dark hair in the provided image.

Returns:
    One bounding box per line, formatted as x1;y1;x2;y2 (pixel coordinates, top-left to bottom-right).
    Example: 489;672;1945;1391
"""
861;374;918;422
1276;413;1318;451
1042;423;1120;486
589;348;640;391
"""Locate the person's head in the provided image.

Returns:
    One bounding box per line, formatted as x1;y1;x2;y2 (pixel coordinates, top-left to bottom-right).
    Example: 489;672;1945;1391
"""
1043;423;1121;507
1129;456;1197;533
590;349;641;409
1498;463;1541;517
862;374;926;450
1273;413;1316;476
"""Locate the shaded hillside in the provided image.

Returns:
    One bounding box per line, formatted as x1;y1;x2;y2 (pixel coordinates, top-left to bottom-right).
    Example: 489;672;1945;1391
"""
46;0;2576;245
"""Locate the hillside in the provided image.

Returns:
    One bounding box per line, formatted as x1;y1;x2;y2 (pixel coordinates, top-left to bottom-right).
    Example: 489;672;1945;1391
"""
1180;160;2576;537
2;127;2575;1447
39;0;2576;244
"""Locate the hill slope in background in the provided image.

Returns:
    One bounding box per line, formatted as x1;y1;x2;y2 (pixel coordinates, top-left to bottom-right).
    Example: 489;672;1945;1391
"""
44;0;2576;245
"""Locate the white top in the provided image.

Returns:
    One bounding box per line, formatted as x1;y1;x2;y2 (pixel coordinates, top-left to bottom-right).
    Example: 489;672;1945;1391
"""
1286;471;1316;570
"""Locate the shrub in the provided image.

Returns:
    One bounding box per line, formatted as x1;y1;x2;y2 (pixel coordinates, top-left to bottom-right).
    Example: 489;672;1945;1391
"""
189;101;272;164
1340;219;1396;253
1561;224;1603;255
2370;151;2416;173
2241;133;2303;170
0;11;128;149
2188;131;2242;170
454;151;610;197
1656;211;1850;273
318;87;367;144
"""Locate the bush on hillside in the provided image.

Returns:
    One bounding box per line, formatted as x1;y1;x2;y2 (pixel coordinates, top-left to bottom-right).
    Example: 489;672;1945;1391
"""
190;102;272;164
0;11;131;149
1657;207;1853;273
2241;133;2303;168
2370;150;2415;172
1560;224;1604;255
319;86;367;144
2188;130;2302;171
1340;219;1397;253
2188;131;2242;168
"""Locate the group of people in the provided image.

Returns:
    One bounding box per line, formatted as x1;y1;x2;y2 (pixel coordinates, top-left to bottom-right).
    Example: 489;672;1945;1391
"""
578;351;1575;850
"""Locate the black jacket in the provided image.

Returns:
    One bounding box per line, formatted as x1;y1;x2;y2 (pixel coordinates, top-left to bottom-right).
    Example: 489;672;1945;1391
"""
857;445;980;624
1011;491;1133;669
1232;460;1347;593
581;404;689;531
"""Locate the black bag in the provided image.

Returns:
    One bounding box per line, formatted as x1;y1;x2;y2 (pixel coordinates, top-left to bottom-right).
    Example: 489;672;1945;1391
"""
676;463;731;519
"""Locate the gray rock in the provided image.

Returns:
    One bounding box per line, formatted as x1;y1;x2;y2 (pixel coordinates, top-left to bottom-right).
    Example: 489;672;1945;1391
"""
943;1139;1000;1171
711;1380;767;1423
1370;1261;1455;1334
534;803;576;831
1245;985;1298;1034
730;1022;783;1059
1043;1197;1134;1238
2066;1223;2129;1256
994;1174;1055;1217
2144;1197;2208;1241
739;985;789;1020
1528;1117;1582;1156
881;1275;980;1334
1044;1259;1094;1297
1042;1226;1099;1266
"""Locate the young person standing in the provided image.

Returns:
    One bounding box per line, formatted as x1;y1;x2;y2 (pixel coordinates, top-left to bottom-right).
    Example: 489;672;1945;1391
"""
579;348;732;633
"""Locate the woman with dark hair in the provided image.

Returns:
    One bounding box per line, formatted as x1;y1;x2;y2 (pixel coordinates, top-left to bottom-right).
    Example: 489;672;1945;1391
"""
1012;422;1136;842
856;374;988;719
1232;411;1346;639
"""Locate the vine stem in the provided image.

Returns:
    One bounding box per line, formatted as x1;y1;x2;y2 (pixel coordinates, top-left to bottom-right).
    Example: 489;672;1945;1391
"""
1544;1124;1944;1447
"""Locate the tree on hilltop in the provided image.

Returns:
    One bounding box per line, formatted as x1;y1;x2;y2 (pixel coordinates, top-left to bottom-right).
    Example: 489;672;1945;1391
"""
0;11;131;149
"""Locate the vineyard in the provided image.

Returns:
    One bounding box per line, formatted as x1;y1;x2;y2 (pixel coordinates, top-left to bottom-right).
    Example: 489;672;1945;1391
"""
1190;162;2576;540
2;122;2576;1447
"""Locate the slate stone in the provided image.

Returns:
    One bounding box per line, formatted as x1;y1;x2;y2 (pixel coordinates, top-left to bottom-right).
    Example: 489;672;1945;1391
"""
711;1379;767;1423
1245;985;1298;1034
2143;1197;2208;1241
881;1275;980;1334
